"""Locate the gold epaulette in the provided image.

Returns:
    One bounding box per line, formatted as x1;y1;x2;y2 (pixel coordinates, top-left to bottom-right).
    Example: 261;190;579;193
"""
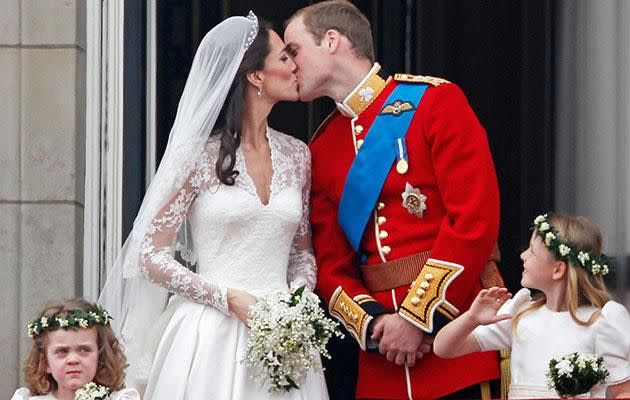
394;73;450;86
398;258;463;332
328;287;373;351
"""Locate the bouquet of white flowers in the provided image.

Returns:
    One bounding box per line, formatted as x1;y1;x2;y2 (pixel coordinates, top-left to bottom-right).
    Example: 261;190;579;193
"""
243;286;344;393
546;352;609;398
74;382;111;400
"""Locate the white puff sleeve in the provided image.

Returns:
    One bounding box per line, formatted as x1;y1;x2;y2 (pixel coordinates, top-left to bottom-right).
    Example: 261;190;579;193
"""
10;388;32;400
472;288;532;351
595;301;630;385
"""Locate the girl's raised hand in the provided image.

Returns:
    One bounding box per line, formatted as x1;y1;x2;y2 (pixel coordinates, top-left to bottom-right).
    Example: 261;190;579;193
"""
467;286;513;326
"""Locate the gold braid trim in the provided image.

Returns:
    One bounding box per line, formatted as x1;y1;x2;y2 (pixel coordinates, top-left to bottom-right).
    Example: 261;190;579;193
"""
500;350;511;399
437;301;459;321
393;73;450;86
328;287;373;351
344;65;390;116
398;259;463;332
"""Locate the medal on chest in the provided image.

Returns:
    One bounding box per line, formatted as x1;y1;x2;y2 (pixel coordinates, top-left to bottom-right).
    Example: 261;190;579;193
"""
401;182;427;218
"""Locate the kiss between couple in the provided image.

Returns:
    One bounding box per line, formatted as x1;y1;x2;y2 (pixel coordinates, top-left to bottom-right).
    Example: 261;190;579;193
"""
100;1;503;399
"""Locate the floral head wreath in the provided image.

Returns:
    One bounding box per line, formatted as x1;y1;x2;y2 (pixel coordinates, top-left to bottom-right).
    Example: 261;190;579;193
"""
533;213;611;276
27;303;111;338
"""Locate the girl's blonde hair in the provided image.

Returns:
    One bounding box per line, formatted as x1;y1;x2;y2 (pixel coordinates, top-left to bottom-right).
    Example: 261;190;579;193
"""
513;213;612;330
23;298;128;394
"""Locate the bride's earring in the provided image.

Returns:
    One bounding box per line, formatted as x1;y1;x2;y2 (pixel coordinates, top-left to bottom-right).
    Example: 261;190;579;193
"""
257;86;263;97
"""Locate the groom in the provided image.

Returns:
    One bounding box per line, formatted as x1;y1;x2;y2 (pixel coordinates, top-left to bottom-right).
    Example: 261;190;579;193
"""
285;1;502;399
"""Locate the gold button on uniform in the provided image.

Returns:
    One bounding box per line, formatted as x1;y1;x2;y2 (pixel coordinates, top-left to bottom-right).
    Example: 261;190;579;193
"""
377;202;385;211
424;273;434;281
420;281;430;289
411;296;420;306
378;230;388;239
415;288;425;297
377;216;386;225
354;125;364;134
382;246;391;255
356;139;364;149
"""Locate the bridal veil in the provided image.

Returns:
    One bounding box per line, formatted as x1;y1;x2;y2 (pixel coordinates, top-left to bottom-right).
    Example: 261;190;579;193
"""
99;12;259;384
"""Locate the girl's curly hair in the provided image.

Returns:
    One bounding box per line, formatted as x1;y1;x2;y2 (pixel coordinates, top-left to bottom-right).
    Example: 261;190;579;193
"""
23;298;128;394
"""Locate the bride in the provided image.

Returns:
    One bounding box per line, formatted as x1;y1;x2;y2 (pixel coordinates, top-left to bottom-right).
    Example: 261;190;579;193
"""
99;12;329;399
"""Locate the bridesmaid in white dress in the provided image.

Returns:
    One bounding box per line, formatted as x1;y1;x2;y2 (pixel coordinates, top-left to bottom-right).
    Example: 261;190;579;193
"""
11;299;140;400
99;12;328;399
434;213;630;398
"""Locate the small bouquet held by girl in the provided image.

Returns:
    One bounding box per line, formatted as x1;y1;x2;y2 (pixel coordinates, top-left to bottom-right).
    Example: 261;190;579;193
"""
11;299;139;400
547;352;609;398
242;286;343;393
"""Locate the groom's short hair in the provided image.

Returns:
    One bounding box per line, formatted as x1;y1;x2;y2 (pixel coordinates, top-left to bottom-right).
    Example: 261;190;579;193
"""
288;0;375;62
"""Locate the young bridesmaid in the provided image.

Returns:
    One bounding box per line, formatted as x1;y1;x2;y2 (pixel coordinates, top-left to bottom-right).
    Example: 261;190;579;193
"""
12;299;139;400
434;213;630;398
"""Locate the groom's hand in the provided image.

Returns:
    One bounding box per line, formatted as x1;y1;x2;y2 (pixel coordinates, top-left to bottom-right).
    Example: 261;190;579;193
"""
370;313;432;368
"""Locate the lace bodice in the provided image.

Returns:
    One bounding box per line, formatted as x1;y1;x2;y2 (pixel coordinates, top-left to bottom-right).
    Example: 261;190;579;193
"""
139;128;316;315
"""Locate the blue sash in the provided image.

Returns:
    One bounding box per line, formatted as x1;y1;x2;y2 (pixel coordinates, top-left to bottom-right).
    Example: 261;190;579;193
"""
338;83;428;251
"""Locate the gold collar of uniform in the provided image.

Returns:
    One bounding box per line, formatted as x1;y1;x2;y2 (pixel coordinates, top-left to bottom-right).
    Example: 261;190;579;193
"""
337;63;391;118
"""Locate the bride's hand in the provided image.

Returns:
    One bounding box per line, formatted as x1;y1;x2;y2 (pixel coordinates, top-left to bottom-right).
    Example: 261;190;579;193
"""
227;288;257;326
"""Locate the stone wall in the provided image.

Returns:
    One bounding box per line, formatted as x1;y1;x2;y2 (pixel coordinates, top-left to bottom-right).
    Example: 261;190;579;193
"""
0;0;86;395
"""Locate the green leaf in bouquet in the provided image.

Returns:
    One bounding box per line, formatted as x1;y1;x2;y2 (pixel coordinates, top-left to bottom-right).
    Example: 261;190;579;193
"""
293;286;305;297
286;376;300;390
287;286;306;306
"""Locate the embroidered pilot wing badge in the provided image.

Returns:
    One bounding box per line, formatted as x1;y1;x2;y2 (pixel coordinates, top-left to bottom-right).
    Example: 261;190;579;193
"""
380;100;415;116
401;183;427;218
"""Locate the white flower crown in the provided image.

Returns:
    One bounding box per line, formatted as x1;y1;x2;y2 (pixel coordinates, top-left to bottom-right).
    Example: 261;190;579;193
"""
533;213;610;276
27;304;111;338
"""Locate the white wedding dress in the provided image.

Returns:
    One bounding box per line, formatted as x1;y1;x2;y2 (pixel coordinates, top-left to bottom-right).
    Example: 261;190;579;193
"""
138;127;329;399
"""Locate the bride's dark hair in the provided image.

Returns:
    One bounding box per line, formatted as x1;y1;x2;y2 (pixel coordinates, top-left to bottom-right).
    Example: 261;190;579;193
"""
212;19;272;185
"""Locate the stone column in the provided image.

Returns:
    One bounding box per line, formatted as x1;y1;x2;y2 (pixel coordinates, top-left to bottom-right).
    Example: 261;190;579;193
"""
0;0;86;394
555;0;630;304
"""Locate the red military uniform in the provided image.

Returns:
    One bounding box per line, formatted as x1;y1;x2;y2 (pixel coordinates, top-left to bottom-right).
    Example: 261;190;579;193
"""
310;64;501;399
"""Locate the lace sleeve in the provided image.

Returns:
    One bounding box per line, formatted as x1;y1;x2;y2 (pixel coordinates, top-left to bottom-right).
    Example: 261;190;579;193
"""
139;157;229;315
287;147;317;291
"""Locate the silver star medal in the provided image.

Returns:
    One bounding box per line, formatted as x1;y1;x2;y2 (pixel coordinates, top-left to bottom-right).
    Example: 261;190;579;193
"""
401;183;427;218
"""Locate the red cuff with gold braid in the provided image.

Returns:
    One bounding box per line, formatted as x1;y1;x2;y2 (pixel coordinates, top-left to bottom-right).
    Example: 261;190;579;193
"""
329;287;386;350
398;258;463;333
